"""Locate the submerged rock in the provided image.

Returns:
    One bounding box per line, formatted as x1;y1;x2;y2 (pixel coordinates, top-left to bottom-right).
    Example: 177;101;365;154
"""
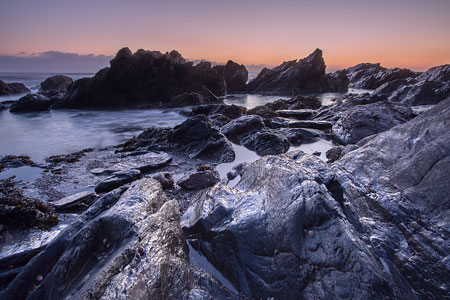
0;80;30;96
9;94;55;112
39;75;73;97
2;180;238;299
246;49;349;95
56;48;248;108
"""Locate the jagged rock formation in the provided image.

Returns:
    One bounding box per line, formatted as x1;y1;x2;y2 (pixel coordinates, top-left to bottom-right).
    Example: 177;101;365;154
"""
343;63;417;89
56;48;248;108
246;49;349;95
182;98;450;299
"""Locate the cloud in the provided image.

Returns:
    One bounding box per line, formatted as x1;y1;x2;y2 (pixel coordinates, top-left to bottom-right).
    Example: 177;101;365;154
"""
0;51;114;73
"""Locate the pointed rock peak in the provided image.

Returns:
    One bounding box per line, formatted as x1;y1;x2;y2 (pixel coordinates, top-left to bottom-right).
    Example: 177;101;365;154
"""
110;47;132;65
301;48;324;65
169;50;186;64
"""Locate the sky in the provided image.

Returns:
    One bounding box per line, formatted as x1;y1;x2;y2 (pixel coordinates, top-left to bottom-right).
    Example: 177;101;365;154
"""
0;0;449;72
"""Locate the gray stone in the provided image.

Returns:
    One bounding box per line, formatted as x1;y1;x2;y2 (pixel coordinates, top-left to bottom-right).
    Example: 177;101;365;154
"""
276;109;314;120
108;152;172;173
95;169;142;193
52;191;96;213
152;172;174;190
177;170;220;190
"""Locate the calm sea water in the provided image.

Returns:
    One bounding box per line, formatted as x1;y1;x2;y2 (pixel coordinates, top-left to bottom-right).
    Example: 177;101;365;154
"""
0;73;370;164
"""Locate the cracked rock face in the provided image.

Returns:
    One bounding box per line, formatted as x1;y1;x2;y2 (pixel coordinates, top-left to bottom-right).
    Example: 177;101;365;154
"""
182;152;402;299
2;180;238;300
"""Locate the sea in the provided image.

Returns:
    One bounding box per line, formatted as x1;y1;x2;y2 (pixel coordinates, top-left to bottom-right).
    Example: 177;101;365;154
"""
0;72;370;177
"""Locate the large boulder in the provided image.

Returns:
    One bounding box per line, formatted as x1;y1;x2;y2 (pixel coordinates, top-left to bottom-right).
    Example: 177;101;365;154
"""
221;115;290;156
246;49;349;95
343;63;417;89
39;75;73;97
387;80;450;106
182;152;411;299
120;115;235;163
9;94;55;112
55;48;248;108
332;101;414;144
0;80;30;96
1;180;238;299
223;60;248;92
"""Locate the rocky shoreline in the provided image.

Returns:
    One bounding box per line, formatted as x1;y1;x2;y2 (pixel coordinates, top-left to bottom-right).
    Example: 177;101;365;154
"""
0;48;449;299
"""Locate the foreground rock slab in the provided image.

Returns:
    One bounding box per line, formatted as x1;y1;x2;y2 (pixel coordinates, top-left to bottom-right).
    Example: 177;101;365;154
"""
94;169;142;193
2;180;238;299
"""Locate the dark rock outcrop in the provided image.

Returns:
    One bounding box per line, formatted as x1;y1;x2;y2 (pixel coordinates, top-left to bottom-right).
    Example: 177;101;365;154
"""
9;94;55;113
343;63;417;89
2;180;238;299
56;48;248;108
246;49;349;95
221;115;291;156
417;64;450;82
0;80;30;96
120;115;235;163
223;60;249;92
39;75;73;97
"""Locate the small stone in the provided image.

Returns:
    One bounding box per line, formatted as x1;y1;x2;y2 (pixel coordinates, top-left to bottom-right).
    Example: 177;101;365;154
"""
103;238;108;245
36;275;43;282
312;151;321;156
308;230;315;238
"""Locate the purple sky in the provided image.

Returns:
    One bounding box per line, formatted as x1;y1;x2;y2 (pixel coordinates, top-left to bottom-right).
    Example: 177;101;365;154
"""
1;0;449;72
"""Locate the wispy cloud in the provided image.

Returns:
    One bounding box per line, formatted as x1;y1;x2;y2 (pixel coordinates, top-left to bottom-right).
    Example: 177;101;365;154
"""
0;51;113;73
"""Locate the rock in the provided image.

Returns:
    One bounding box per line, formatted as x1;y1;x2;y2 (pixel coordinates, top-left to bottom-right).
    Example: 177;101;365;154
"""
181;152;402;299
39;75;73;97
108;152;172;173
343;63;417;89
270;117;333;130
388;80;450;106
332;97;450;299
325;146;344;163
152;172;174;190
0;80;30;96
2;180;237;299
246;95;321;120
0;177;58;230
276;109;314;120
221;115;265;143
417;64;450;82
240;130;290;156
191;104;247;120
9;94;55;112
279;128;324;145
94;169;142;193
52;191;96;213
223;60;249;92
120;116;235;163
332;101;413;144
177;170;220;190
247;49;349;95
55;47;248;108
221;115;291;156
169;115;235;163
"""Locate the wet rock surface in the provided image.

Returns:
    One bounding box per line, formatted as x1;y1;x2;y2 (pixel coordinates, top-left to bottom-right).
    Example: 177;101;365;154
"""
247;49;349;95
177;170;220;190
95;169;142;193
51;191;96;213
2;180;239;299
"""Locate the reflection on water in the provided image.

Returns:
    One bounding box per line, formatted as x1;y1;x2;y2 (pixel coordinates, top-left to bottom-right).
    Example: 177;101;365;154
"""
0;166;43;182
0;109;186;162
